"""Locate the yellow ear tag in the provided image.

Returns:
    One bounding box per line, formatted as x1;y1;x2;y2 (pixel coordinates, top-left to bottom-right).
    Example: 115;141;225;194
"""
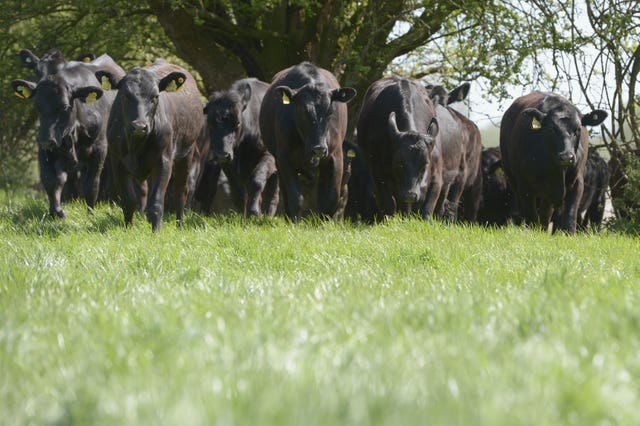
100;76;112;91
83;57;91;63
282;91;290;105
531;116;542;130
458;91;464;101
494;167;504;177
165;80;178;92
347;149;356;158
14;85;31;99
178;77;184;84
85;92;98;104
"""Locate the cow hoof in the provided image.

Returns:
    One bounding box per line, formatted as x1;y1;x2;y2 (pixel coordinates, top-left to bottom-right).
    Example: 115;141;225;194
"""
51;209;66;219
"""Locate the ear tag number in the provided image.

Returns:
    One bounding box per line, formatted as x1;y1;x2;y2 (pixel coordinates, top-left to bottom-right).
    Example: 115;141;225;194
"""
531;116;542;130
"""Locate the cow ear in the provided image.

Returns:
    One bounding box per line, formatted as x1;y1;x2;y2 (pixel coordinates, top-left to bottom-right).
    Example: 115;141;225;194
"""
387;111;401;137
73;86;104;104
76;52;95;63
19;49;39;70
95;71;118;91
427;118;439;137
447;82;470;105
275;86;294;105
159;72;187;93
238;83;252;111
331;87;357;103
11;79;36;99
488;159;503;175
522;108;546;130
582;109;607;127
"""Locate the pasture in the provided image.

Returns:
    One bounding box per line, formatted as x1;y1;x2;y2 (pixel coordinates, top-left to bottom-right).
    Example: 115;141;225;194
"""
1;192;639;425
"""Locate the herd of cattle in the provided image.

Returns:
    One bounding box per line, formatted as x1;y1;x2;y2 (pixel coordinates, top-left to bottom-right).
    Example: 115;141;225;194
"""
11;49;610;234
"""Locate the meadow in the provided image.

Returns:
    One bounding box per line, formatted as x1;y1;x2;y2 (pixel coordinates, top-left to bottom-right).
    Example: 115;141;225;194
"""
1;192;639;425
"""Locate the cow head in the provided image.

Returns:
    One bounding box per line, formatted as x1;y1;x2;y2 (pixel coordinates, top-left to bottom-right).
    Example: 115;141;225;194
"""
275;83;356;166
11;77;103;151
388;111;438;204
101;68;186;142
425;82;470;107
203;83;251;164
522;106;607;168
20;48;67;81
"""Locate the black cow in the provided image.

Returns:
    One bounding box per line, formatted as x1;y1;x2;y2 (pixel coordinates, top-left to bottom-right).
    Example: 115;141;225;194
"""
425;82;483;222
357;76;440;219
477;147;513;226
203;78;278;216
11;54;124;218
97;59;204;231
260;62;356;221
341;139;377;222
578;149;609;230
500;91;607;233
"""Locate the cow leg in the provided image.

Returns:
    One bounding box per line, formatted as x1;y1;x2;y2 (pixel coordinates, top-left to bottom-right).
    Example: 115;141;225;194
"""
317;156;342;219
171;155;192;228
443;177;464;222
278;162;303;222
39;150;67;218
193;160;220;214
558;177;583;234
110;157;139;227
146;157;172;231
262;171;280;216
372;180;395;220
421;171;442;220
539;200;554;232
81;149;107;210
223;163;247;215
461;166;483;222
247;155;276;216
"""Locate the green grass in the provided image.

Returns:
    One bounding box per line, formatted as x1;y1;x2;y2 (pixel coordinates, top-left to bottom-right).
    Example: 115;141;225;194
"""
1;192;639;425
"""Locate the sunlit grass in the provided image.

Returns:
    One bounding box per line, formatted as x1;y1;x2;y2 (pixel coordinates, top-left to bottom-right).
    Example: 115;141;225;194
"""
1;192;639;425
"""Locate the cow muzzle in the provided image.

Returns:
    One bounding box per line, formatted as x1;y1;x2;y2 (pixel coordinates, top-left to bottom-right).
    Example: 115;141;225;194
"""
401;190;419;204
214;151;232;164
130;120;149;137
557;151;576;167
308;145;328;165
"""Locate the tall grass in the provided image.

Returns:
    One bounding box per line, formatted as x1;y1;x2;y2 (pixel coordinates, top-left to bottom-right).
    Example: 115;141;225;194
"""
1;193;639;425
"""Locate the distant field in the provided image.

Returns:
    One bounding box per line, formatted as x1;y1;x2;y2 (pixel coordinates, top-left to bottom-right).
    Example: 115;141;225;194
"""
1;193;639;425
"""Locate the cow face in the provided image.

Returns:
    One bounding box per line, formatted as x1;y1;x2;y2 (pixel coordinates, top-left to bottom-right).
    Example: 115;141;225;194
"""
276;83;356;166
11;77;103;150
203;86;250;163
388;111;438;203
522;106;606;168
114;68;186;141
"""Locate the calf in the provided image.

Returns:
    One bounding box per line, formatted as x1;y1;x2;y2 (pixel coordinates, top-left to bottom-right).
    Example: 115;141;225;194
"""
11;54;124;218
357;76;440;219
425;83;483;222
500;91;607;233
476;147;513;226
97;59;203;231
341;139;377;222
578;149;609;230
204;78;278;216
260;62;356;221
